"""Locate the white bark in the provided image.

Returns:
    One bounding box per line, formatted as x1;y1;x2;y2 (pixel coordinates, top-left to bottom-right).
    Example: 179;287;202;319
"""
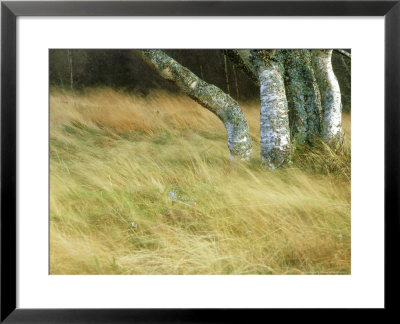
250;50;291;169
312;50;342;146
136;50;252;161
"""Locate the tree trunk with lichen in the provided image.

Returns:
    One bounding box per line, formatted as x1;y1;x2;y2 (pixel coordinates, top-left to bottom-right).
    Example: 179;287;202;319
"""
311;49;343;147
250;50;291;169
283;49;322;145
136;49;252;161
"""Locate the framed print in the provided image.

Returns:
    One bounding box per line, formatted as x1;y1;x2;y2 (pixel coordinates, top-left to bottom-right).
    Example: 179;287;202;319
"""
1;0;399;322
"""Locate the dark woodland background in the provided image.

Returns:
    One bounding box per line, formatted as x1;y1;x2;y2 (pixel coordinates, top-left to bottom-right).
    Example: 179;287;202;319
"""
49;49;351;112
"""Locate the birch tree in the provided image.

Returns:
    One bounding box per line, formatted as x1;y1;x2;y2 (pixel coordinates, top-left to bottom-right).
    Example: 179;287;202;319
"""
312;49;343;147
136;49;253;161
283;49;322;145
250;50;292;169
136;49;346;168
225;49;345;158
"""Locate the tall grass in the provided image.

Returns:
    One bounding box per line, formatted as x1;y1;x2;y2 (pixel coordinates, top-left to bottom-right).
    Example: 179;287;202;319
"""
50;88;351;275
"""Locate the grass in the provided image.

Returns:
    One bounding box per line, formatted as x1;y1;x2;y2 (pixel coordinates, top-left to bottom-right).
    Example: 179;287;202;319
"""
50;88;351;275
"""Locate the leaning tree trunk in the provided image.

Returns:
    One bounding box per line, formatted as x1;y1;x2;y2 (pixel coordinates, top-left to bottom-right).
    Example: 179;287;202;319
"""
312;49;343;147
283;49;322;145
136;50;252;161
250;50;291;169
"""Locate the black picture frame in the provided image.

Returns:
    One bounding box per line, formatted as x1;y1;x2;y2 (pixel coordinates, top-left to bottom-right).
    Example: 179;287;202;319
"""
1;0;399;322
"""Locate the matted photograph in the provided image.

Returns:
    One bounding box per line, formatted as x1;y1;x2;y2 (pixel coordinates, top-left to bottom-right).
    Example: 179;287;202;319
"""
49;49;351;275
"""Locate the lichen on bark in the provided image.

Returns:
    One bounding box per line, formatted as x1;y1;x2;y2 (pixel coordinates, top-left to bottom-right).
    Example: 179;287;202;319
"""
283;49;322;145
311;49;343;147
250;50;291;169
136;49;252;161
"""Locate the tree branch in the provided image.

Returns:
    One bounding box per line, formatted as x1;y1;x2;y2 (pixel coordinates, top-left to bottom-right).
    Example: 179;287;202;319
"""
223;50;259;85
334;49;351;59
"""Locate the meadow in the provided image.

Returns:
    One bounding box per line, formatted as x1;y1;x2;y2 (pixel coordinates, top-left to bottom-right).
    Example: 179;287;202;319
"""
50;88;351;275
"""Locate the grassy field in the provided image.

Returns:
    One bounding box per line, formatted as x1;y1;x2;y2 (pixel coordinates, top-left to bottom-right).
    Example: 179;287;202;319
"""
50;88;351;275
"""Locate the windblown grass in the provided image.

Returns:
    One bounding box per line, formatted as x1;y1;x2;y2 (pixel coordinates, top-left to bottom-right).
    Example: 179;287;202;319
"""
50;88;351;275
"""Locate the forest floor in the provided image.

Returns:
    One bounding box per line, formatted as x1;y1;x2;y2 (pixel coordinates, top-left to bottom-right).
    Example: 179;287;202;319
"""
50;88;351;275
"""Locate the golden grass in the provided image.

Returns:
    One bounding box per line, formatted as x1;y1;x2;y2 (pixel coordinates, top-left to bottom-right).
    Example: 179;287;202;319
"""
50;88;351;275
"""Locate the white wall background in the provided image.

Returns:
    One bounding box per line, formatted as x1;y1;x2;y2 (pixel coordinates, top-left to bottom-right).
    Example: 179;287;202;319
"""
16;16;384;308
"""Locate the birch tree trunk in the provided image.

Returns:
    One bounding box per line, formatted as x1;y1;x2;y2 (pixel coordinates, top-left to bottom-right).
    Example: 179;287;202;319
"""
250;50;291;169
283;49;322;145
312;49;343;146
136;49;252;161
